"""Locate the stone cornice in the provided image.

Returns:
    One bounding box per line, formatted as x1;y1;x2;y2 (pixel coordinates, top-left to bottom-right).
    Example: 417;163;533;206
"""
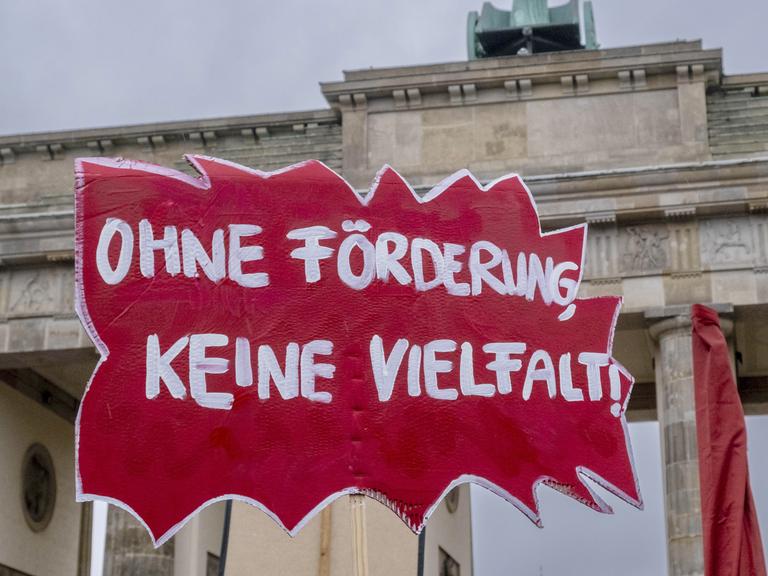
722;73;768;91
521;156;768;218
417;157;768;228
321;41;722;106
341;41;709;82
0;108;339;156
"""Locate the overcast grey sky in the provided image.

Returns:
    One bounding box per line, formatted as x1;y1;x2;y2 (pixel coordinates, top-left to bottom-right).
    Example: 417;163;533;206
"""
0;0;766;136
3;2;768;575
472;418;768;576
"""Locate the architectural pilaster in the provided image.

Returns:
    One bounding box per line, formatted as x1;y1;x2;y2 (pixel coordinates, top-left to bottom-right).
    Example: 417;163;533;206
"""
104;506;173;576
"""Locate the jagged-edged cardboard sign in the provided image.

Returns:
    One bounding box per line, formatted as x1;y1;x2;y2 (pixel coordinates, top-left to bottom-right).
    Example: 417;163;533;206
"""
74;156;642;546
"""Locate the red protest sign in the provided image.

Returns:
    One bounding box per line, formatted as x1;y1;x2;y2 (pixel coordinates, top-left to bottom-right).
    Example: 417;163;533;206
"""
75;156;641;545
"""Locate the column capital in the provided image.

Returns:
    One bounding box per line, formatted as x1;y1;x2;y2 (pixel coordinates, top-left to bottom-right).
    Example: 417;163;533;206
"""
645;303;733;341
647;314;691;341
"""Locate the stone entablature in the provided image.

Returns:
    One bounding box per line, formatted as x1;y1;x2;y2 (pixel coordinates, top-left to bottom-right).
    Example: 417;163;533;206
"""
2;157;766;425
3;157;765;265
1;158;767;392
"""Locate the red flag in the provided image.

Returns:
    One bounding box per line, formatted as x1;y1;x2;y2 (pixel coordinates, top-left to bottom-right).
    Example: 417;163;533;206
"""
692;304;766;576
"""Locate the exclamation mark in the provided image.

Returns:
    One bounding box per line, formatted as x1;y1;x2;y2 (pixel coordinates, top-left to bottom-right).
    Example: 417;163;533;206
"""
609;364;622;417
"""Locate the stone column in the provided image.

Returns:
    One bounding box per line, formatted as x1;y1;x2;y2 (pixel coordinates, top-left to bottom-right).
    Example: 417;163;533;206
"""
648;311;702;576
104;506;174;576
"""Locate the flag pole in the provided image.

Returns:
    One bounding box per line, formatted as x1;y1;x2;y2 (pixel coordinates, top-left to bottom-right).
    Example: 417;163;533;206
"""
217;500;232;576
350;494;369;576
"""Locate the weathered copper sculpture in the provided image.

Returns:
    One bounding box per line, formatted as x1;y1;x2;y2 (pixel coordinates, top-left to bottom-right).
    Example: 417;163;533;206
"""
467;0;598;59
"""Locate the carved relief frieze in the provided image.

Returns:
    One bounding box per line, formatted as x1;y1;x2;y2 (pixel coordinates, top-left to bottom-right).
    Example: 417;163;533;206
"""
60;268;75;314
701;217;754;268
8;270;56;316
620;225;669;274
